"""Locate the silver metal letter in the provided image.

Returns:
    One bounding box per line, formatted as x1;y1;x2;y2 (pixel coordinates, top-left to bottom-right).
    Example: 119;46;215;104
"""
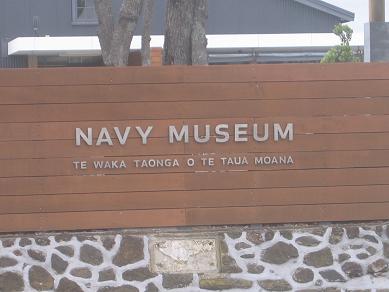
114;127;131;145
169;125;189;143
136;126;153;145
75;128;92;146
235;124;249;142
253;123;269;142
274;123;294;141
194;125;210;143
215;124;229;143
96;127;113;146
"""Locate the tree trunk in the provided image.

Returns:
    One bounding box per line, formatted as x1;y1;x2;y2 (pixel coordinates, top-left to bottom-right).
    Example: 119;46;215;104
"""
141;0;154;66
95;0;144;66
164;0;208;65
191;0;208;65
95;0;114;65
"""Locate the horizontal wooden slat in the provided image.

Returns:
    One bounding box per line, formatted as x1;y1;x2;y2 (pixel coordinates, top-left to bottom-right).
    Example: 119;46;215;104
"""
1;185;389;214
1;202;389;232
1;63;389;87
2;132;389;159
1;150;389;177
0;137;183;159
0;209;186;233
2;115;389;142
184;132;389;153
184;167;389;191
1;167;389;196
0;83;261;104
262;79;389;99
1;98;389;123
185;202;389;226
1;79;389;105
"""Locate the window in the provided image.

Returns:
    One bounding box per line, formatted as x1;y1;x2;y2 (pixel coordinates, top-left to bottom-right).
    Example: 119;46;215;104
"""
72;0;97;25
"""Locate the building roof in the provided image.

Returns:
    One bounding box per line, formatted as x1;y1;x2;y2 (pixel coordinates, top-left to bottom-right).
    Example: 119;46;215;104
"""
204;0;355;35
3;0;356;67
0;0;355;40
294;0;354;22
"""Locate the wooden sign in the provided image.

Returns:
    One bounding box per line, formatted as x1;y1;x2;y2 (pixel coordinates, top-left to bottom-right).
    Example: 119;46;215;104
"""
1;63;389;232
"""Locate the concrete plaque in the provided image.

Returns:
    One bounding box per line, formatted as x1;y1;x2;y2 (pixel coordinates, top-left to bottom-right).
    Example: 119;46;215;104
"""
150;238;218;273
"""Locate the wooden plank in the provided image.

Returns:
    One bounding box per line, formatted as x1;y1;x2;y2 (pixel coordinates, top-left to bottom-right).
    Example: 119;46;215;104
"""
185;202;389;226
1;132;389;159
184;167;389;191
0;138;183;159
261;79;389;99
1;185;389;214
2;79;389;105
1;115;389;142
2;150;389;178
1;63;389;87
1;98;389;123
1;167;389;196
253;63;389;82
0;83;262;104
0;209;186;233
184;132;389;154
1;202;389;233
0;66;259;87
0;173;185;196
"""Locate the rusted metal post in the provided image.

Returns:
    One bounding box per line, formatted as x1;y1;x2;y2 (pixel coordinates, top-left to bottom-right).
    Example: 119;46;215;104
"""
369;0;385;22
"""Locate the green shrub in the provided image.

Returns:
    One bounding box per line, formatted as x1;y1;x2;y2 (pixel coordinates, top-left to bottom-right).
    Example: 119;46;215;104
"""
321;24;361;63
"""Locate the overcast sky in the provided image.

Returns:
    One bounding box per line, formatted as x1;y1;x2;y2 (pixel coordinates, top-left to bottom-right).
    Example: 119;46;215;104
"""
325;0;389;44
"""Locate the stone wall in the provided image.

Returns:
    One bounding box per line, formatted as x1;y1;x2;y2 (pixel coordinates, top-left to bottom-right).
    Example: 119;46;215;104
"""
0;222;389;291
364;22;389;62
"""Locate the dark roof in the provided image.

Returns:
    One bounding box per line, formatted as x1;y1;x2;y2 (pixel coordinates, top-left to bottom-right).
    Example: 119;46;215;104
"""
294;0;355;22
0;0;355;52
204;0;355;35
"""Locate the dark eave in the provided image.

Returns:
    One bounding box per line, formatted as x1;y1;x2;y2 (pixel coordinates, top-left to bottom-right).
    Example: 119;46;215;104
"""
294;0;355;22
